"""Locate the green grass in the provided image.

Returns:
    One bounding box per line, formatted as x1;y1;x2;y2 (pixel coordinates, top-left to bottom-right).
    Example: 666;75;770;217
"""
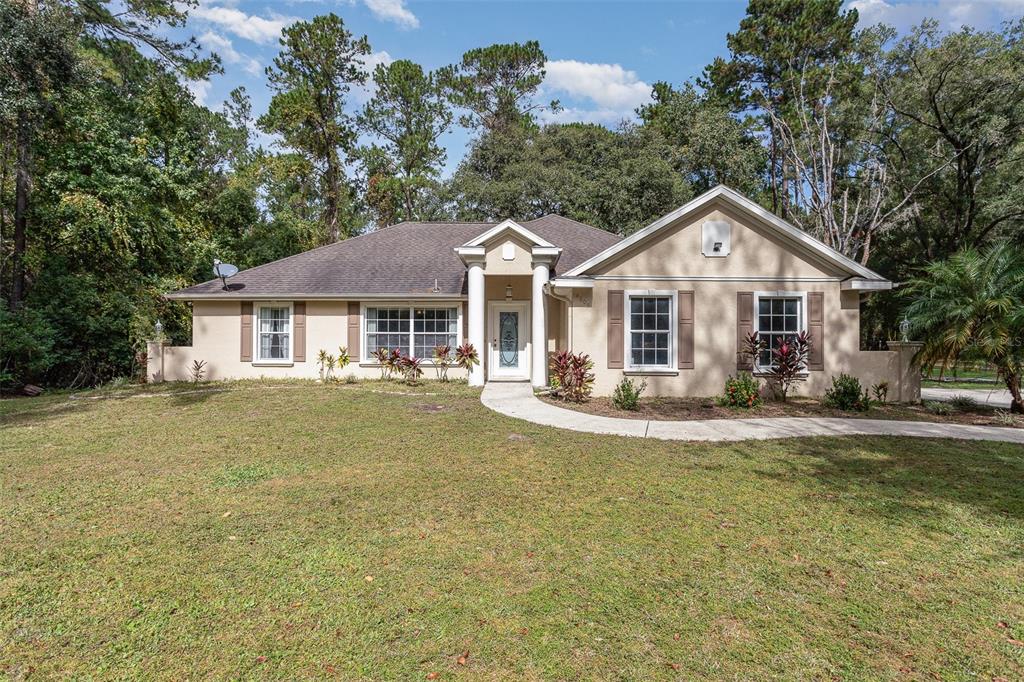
922;379;1005;391
2;381;1024;680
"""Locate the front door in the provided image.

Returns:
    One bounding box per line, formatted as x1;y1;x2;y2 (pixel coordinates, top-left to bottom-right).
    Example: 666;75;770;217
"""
488;302;530;380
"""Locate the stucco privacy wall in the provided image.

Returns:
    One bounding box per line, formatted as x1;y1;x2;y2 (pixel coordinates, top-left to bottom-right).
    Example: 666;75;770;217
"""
148;300;470;382
565;199;911;398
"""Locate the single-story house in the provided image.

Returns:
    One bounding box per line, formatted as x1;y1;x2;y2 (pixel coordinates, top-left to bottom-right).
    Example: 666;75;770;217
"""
154;185;921;400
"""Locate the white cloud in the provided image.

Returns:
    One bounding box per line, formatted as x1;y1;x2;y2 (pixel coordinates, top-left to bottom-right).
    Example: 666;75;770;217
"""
352;50;395;105
363;0;419;29
189;4;295;44
199;31;261;75
541;59;653;123
537;106;633;126
848;0;1023;30
186;79;212;105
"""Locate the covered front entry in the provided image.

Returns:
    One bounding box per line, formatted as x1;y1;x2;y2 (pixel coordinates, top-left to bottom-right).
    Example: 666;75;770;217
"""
487;301;530;381
456;219;560;388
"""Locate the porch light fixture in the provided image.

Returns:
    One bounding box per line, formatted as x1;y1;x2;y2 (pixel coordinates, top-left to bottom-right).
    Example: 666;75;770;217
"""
154;319;164;342
505;284;513;301
713;241;723;253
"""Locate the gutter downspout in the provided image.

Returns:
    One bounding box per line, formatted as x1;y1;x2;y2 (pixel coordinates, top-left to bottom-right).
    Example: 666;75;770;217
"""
544;283;573;350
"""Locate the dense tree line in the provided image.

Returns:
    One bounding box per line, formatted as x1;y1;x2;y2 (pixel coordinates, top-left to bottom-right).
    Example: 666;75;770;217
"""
2;0;1022;387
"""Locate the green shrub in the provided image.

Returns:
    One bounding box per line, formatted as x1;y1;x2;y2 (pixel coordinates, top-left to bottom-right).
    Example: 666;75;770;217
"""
719;373;762;408
823;374;871;411
612;377;647;411
949;394;977;410
924;400;954;415
871;381;889;404
993;409;1021;426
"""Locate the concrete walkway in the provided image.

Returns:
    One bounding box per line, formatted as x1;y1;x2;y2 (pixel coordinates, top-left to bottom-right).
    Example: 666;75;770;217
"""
481;382;1024;444
921;386;1014;408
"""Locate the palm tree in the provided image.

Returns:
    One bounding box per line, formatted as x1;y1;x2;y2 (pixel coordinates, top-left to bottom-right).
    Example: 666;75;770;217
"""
903;242;1024;413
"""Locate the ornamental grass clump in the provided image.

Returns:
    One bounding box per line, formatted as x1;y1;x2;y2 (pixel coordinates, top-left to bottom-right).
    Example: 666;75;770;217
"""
548;350;595;403
719;372;762;408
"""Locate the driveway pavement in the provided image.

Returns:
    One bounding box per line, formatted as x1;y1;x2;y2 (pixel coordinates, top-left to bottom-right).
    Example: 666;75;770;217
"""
921;386;1013;408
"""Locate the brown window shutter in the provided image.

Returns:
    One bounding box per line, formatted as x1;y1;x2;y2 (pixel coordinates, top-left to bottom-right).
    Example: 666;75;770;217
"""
607;290;624;369
293;302;306;362
240;302;253;362
807;291;824;371
677;291;694;370
736;292;754;370
347;302;360;360
462;301;468;344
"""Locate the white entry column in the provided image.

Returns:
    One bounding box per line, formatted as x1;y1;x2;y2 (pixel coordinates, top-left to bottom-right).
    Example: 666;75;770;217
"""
467;259;486;386
531;260;550;387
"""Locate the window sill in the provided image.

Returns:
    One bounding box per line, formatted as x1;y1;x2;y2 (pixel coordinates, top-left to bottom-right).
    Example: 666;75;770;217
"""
753;371;809;377
253;361;294;367
624;368;679;376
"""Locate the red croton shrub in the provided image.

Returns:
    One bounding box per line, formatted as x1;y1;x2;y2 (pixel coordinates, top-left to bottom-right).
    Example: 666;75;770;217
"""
548;350;595;403
743;331;812;401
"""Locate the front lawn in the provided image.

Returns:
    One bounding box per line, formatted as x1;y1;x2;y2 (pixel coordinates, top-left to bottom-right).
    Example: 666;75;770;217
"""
2;381;1023;679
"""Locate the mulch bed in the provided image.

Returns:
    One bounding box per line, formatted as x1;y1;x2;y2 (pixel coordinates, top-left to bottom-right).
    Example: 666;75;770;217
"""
539;394;1022;428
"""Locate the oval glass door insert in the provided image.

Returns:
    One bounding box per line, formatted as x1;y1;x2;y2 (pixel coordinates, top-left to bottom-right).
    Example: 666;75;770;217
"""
499;311;518;368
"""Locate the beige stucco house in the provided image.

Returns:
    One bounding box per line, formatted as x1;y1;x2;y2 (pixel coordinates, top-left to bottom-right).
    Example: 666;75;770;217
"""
156;185;920;400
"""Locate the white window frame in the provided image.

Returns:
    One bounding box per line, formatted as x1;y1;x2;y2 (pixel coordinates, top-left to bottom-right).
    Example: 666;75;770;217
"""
752;290;807;373
361;302;463;364
253;301;293;365
624;290;678;372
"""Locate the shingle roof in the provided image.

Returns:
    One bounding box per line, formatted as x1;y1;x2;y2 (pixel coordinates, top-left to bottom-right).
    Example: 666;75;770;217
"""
168;215;621;299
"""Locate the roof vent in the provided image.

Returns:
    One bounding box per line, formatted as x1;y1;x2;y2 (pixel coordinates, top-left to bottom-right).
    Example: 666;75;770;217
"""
431;278;440;294
702;220;731;258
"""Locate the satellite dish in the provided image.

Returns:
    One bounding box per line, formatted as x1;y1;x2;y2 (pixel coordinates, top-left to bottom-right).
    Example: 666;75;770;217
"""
213;258;239;290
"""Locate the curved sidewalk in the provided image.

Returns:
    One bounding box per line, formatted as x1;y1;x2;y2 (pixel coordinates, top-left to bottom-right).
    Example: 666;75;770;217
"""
481;383;1024;444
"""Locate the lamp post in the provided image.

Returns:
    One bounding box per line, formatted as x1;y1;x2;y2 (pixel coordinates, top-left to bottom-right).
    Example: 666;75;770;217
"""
899;316;910;343
154;320;165;382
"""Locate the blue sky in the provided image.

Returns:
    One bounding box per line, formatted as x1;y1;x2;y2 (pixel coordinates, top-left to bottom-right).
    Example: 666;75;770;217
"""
179;0;1023;174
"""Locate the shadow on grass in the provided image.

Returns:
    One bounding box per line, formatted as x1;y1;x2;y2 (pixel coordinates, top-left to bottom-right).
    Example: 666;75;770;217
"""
756;436;1024;525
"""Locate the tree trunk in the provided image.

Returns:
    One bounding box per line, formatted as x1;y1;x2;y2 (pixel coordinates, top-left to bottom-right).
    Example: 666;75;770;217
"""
323;160;340;244
1006;372;1023;414
11;115;30;310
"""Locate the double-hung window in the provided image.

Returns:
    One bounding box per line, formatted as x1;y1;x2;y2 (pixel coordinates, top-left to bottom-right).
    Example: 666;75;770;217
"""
256;303;292;362
627;293;673;369
755;294;804;369
365;305;460;361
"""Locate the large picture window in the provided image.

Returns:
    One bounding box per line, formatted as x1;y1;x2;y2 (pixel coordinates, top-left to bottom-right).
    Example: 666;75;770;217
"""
256;304;291;362
628;294;672;368
755;295;804;369
365;305;460;361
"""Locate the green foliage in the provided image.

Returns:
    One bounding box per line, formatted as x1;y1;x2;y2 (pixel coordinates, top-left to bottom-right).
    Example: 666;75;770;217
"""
611;377;647;411
258;13;370;243
358;60;452;225
638;82;766;196
924;400;954;416
948;394;978;410
719;373;763;408
903;242;1024;413
448;122;690;234
743;330;812;401
455;343;480;371
823;374;871;411
439;41;553;132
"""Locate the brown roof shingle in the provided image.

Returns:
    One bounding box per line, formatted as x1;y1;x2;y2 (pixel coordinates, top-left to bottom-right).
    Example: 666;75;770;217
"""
168;215;621;299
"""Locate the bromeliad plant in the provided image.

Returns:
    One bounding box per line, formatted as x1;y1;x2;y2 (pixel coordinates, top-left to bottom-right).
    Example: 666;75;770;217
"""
432;344;453;381
744;330;811;401
548;350;595;403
